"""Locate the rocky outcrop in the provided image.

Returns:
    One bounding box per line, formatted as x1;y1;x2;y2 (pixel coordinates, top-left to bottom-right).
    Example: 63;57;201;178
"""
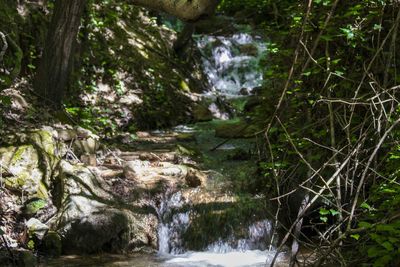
51;160;158;253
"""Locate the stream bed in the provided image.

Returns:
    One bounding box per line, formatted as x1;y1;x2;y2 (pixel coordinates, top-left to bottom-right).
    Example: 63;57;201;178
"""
39;28;286;267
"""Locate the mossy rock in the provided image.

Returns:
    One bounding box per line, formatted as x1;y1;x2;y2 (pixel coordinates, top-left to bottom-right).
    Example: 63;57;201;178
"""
28;130;56;156
176;133;196;142
16;250;37;267
192;104;213;122
214;120;257;138
22;198;47;217
40;231;62;258
0;145;49;199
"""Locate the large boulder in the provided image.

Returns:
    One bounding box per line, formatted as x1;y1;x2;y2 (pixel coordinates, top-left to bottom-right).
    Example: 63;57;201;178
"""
0;128;62;200
52;161;158;254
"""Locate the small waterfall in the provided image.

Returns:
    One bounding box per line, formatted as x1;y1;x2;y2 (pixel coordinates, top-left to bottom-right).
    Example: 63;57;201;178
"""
155;191;190;255
155;190;274;258
196;33;266;97
206;219;273;253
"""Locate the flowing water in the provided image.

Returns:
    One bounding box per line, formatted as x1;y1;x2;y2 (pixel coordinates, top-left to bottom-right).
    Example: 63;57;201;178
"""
41;30;290;267
196;32;266;97
145;32;287;266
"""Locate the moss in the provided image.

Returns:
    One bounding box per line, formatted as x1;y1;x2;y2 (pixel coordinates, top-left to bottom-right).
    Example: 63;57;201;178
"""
23;198;47;216
11;146;32;164
40;231;62;258
37;181;49;200
29;130;55;156
214;119;259;138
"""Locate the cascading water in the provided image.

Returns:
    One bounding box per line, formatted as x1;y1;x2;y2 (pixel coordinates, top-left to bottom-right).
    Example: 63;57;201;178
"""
152;30;286;267
196;33;266;97
154;188;285;267
154;191;190;255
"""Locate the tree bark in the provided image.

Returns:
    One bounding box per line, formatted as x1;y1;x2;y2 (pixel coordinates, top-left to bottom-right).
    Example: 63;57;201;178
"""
131;0;220;22
34;0;86;107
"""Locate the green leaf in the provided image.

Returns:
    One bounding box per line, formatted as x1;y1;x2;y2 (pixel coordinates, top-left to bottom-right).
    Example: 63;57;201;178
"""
320;216;328;223
350;234;360;240
319;208;329;215
361;202;372;211
381;241;394;251
376;224;395;232
359;221;372;229
368;246;382;258
330;209;339;216
0;228;4;235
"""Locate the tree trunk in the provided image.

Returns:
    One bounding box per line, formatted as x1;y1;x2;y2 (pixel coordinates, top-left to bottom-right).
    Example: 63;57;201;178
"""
34;0;86;107
131;0;219;22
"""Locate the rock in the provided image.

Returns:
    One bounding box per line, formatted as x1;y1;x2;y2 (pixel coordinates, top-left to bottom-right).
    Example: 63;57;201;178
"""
16;249;37;267
119;92;142;106
99;168;124;179
239;88;249;95
26;218;49;240
56;129;77;141
123;160;151;180
80;154;97;166
186;168;207;187
40;231;62;257
251;86;263;96
0;145;49;200
52;160;157;253
74;137;100;156
1;89;29;111
243;96;262;113
238;43;259;56
192;104;213;122
215;120;256;139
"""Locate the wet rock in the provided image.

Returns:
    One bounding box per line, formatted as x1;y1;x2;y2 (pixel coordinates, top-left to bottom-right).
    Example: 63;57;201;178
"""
239;88;249;95
26;218;49;240
238;43;259;56
251;86;263;96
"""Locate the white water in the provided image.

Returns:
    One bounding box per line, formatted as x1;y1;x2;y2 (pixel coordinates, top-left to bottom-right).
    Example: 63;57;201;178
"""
155;190;284;266
165;249;286;267
154;32;280;267
196;33;266;97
